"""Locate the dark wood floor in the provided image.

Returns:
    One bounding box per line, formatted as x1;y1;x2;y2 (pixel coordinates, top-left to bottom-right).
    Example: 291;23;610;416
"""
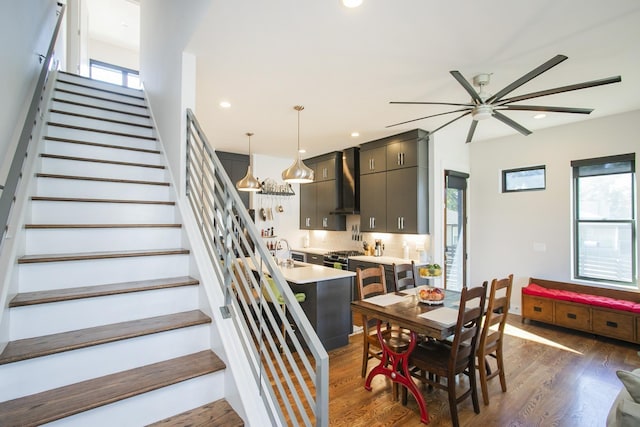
327;315;639;426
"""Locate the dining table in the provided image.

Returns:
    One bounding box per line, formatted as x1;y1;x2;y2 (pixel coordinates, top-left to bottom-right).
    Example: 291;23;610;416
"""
350;286;463;425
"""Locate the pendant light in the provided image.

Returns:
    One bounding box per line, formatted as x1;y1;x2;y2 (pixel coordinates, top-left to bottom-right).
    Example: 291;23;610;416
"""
236;132;261;192
282;105;314;183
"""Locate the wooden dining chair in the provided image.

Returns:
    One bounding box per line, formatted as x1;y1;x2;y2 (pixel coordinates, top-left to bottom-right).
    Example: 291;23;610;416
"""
402;282;487;427
476;274;513;405
355;265;410;378
392;261;417;292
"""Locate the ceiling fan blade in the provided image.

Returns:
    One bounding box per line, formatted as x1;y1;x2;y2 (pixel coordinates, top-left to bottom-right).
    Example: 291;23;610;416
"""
466;120;478;143
492;111;532;136
496;76;622;105
501;105;593;114
429;110;472;134
450;71;482;104
487;54;568;104
390;101;475;107
386;108;471;128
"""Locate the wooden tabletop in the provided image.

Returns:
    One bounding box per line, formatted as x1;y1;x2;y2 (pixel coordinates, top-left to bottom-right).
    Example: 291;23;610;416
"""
351;289;461;340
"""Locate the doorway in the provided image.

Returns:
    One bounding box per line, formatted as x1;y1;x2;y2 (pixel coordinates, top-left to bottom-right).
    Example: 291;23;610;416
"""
444;170;468;291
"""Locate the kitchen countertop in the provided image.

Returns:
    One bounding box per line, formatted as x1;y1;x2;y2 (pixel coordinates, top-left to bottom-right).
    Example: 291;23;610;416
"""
245;258;355;285
347;255;425;266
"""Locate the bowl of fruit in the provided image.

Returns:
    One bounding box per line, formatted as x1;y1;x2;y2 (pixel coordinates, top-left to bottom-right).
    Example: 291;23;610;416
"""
418;264;442;277
418;286;445;305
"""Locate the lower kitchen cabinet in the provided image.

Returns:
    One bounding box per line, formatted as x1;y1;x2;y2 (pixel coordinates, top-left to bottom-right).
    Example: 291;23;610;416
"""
348;259;395;294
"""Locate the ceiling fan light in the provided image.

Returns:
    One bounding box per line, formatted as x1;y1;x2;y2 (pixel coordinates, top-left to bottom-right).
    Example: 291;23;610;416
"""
472;105;493;120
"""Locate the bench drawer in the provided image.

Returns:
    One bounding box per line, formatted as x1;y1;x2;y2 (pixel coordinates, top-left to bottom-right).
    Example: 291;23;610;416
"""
592;309;634;342
523;295;553;323
555;302;591;331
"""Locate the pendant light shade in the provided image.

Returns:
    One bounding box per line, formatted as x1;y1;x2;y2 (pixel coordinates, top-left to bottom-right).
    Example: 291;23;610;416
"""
282;105;314;183
236;132;261;192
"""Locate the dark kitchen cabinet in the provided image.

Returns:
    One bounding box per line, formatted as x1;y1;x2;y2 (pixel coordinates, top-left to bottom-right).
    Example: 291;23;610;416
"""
359;129;429;234
299;152;346;231
217;151;250;209
348;259;396;294
360;145;386;174
359;172;386;232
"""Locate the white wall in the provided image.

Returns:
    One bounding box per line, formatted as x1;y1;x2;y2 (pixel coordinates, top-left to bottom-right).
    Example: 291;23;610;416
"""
0;0;59;185
138;0;211;191
88;39;139;71
469;110;640;313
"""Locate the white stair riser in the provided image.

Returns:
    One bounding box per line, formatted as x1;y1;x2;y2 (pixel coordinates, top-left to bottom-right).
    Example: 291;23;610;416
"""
43;372;225;427
44;140;162;165
31;201;176;224
56;75;144;98
51;100;151;127
11;286;199;339
41;157;166;182
0;325;210;401
45;125;157;151
18;254;190;291
53;89;149;116
36;177;172;200
25;227;183;255
55;82;147;108
48;112;155;138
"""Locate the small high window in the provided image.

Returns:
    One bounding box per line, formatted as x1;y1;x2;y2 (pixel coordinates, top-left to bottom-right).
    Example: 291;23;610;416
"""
572;153;636;285
502;165;546;192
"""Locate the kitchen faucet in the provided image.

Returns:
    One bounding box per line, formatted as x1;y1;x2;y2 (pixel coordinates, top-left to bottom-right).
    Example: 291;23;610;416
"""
277;238;291;261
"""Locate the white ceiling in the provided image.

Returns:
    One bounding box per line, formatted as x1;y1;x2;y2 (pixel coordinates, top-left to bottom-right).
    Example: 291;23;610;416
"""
87;0;640;159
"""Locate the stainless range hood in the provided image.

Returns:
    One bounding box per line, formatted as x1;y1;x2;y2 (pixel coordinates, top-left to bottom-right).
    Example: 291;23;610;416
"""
330;147;360;215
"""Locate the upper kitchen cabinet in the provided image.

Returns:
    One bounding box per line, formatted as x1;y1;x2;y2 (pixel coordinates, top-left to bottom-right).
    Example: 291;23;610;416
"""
217;150;250;209
299;152;346;231
359;129;429;234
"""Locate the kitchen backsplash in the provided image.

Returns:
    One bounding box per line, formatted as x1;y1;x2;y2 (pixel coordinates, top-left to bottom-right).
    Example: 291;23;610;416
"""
306;215;430;260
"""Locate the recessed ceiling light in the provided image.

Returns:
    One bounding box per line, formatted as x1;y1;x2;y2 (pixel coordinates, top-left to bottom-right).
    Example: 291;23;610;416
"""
533;113;546;119
342;0;363;8
219;101;231;109
351;132;360;137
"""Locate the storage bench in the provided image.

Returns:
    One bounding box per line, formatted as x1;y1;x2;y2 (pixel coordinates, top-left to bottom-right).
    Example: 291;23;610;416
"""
522;277;640;344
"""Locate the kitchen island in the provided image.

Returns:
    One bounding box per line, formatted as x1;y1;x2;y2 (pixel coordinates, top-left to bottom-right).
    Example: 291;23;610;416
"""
249;259;355;351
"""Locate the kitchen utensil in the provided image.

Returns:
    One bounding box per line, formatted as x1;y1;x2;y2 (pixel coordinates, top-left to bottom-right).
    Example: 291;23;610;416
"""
260;207;266;221
277;205;284;213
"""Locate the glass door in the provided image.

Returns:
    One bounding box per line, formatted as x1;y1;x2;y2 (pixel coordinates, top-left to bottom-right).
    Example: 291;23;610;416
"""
444;171;468;291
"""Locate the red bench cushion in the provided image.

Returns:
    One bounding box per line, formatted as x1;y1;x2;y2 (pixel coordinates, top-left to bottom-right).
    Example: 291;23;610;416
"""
523;283;640;314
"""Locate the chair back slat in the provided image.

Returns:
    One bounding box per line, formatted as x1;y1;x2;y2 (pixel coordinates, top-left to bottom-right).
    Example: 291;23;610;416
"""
392;261;417;292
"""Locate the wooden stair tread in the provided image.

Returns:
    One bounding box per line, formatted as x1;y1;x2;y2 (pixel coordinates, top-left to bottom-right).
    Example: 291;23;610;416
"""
55;87;148;109
10;276;199;307
52;97;151;118
0;350;224;427
31;196;174;205
44;136;161;154
25;223;181;229
18;248;189;264
36;173;170;186
57;78;145;100
0;310;211;365
47;121;157;141
50;108;154;129
147;399;244;427
40;153;165;169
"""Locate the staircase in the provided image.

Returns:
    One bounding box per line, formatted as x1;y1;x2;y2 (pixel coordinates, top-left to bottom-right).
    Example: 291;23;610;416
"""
0;72;244;426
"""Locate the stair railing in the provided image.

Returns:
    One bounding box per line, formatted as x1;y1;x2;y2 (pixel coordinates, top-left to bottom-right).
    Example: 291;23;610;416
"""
0;3;65;250
185;109;329;427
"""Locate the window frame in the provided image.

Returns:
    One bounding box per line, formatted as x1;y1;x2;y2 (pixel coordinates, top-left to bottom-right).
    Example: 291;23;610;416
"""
572;153;636;286
501;165;546;193
89;59;140;89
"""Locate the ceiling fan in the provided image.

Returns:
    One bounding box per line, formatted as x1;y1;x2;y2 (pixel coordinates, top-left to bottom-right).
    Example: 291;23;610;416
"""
387;54;621;143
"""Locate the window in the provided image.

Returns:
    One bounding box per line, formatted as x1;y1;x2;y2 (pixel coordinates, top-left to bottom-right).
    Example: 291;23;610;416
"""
572;153;636;285
89;59;141;89
502;165;545;192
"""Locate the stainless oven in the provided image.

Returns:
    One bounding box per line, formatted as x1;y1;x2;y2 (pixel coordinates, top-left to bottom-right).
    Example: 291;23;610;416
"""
323;250;364;269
